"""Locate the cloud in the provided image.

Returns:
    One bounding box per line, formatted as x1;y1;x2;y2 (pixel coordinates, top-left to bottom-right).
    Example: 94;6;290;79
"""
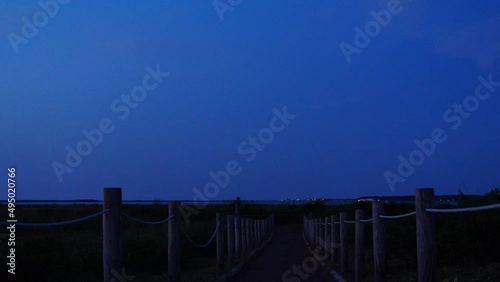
435;16;500;68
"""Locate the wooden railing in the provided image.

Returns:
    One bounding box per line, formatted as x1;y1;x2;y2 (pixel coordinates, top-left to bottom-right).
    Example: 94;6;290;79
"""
303;188;500;282
106;190;275;282
1;188;275;282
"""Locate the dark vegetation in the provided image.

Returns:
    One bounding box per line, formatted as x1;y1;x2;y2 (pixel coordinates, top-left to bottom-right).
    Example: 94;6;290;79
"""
0;188;499;281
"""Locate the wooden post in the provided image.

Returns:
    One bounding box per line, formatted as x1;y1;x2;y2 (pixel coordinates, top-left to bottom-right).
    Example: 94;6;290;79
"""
309;218;314;248
317;218;322;248
305;214;309;244
103;188;123;282
307;216;311;244
319;217;325;253
304;216;308;243
255;219;259;247
241;217;247;256
234;197;241;258
262;218;266;240
262;219;267;241
318;218;322;248
314;218;319;248
262;219;266;241
311;217;314;245
325;216;331;257
255;218;259;244
264;219;267;239
253;219;257;247
257;219;262;243
309;215;314;246
227;215;235;266
340;212;348;272
267;217;270;236
168;201;181;282
265;218;268;238
303;216;306;239
332;215;339;265
324;216;328;252
245;218;250;254
253;219;257;245
216;213;225;271
314;218;320;249
270;215;273;235
271;213;275;232
372;201;386;282
268;216;271;236
416;188;437;282
248;218;252;248
355;209;365;282
265;217;269;238
325;217;328;253
259;220;264;242
249;218;254;249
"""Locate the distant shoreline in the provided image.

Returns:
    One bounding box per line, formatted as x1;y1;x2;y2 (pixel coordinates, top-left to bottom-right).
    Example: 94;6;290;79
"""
0;194;479;205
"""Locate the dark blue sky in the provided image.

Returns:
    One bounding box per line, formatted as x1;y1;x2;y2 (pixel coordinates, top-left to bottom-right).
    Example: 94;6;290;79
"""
1;0;499;200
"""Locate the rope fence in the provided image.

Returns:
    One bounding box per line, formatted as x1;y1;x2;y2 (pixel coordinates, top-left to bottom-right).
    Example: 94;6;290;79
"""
311;202;499;225
121;212;175;225
378;211;416;219
183;220;221;248
426;203;500;213
303;188;500;282
0;209;110;227
359;218;373;223
0;189;274;282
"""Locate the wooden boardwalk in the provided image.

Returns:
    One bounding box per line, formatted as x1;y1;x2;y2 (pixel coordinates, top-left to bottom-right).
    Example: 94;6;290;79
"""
229;224;334;282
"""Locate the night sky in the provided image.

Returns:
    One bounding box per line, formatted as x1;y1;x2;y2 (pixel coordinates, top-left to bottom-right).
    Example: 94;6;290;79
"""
1;0;499;201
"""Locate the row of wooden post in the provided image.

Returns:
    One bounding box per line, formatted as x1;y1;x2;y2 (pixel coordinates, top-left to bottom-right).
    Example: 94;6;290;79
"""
303;188;437;282
102;189;274;282
217;212;275;271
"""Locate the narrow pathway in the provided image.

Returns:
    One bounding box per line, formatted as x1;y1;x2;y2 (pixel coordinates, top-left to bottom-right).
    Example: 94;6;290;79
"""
230;224;334;282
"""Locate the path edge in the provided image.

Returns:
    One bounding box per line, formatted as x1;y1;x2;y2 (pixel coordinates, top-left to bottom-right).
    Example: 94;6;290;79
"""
301;232;347;282
215;232;274;282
